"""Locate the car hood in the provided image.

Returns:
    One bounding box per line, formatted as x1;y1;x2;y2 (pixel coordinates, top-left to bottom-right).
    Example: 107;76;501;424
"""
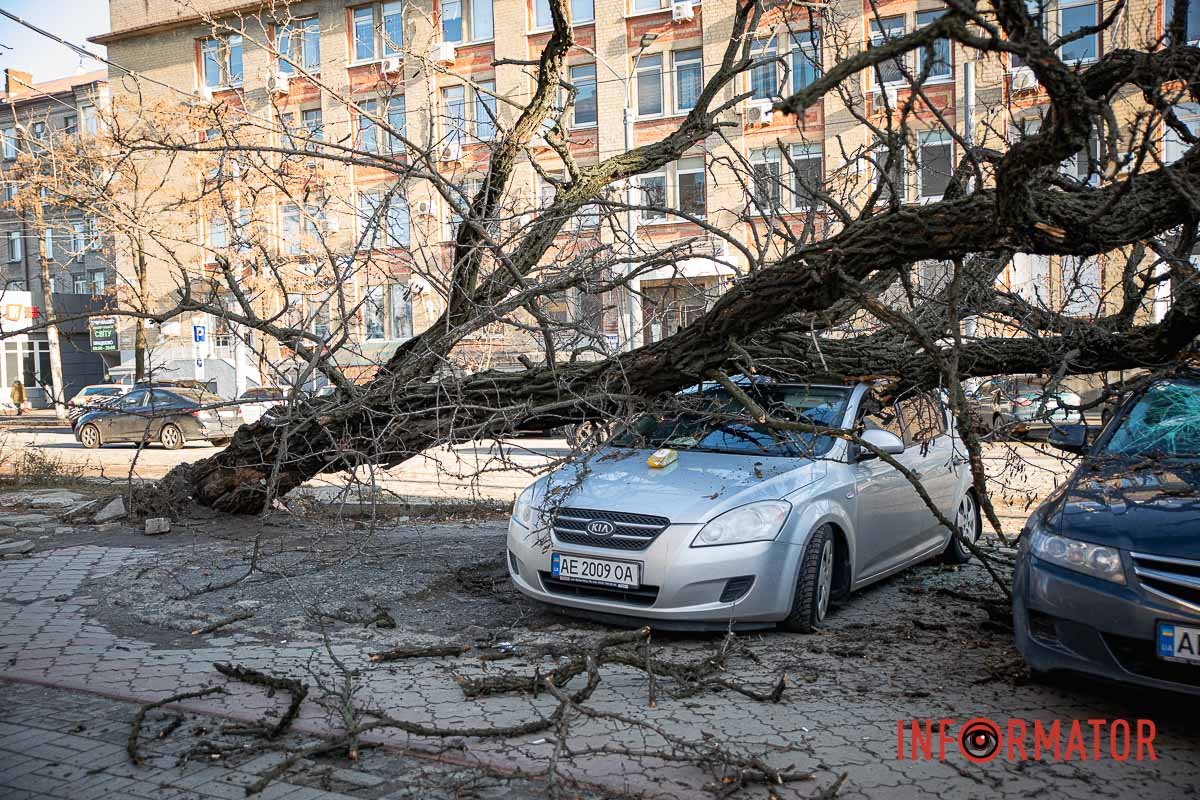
1045;459;1200;558
530;447;827;524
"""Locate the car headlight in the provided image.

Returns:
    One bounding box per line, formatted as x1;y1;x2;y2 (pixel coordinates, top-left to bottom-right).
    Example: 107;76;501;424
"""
511;485;537;529
692;500;791;548
1029;523;1125;584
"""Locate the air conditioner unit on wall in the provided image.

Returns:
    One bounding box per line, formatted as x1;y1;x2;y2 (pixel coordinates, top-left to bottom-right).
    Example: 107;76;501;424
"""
267;71;290;96
441;140;462;161
671;0;695;22
1010;67;1037;93
195;85;214;103
431;41;457;65
414;198;436;216
381;56;403;75
744;98;773;126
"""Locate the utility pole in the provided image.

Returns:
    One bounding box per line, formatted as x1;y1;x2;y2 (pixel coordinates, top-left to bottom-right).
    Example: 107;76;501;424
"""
32;197;66;418
134;233;148;381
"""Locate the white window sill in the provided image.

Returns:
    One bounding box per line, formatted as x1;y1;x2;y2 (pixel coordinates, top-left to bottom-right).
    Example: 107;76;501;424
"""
528;21;595;34
349;57;403;68
568;123;599;131
626;7;673;19
634;111;688;123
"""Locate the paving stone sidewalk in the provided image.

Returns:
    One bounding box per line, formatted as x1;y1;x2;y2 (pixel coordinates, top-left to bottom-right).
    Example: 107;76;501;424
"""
2;542;1200;799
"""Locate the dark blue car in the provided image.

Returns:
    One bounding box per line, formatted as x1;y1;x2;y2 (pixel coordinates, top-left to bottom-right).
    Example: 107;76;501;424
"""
1013;375;1200;695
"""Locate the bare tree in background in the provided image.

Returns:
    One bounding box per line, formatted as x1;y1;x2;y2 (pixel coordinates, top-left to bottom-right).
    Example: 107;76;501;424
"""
11;0;1197;527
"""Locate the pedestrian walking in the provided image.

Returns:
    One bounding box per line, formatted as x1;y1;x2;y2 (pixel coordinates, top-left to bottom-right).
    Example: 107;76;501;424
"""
11;379;25;416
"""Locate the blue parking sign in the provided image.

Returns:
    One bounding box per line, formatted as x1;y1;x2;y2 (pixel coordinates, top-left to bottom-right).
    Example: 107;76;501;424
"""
193;325;206;343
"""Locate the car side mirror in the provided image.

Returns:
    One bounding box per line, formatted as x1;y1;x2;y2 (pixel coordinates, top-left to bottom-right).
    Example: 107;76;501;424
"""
1047;424;1090;455
856;429;905;461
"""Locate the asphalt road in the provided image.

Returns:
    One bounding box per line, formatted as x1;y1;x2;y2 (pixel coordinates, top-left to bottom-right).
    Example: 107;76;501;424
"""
0;423;1074;520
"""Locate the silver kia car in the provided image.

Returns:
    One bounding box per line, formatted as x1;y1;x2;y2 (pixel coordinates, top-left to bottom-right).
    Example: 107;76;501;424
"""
507;380;978;631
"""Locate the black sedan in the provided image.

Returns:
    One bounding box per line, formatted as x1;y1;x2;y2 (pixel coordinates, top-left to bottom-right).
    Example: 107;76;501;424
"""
73;387;242;449
1013;374;1200;695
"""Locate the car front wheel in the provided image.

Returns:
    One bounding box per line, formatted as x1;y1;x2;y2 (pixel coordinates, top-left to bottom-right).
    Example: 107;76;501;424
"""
940;490;981;564
78;423;101;449
159;423;185;450
780;525;835;633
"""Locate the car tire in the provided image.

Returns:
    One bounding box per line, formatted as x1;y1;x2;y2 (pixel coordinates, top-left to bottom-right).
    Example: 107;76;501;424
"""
780;525;835;634
940;490;981;564
159;423;185;450
78;423;102;450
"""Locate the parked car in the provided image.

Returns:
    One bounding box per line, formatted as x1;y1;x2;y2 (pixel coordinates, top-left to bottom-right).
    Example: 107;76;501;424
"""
507;380;978;631
67;384;129;409
74;387;242;449
1013;374;1200;696
236;387;309;423
965;376;1083;437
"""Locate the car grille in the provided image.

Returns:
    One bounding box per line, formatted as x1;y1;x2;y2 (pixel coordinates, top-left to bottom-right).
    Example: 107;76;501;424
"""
1131;552;1200;612
552;508;671;551
539;572;660;607
1104;632;1200;687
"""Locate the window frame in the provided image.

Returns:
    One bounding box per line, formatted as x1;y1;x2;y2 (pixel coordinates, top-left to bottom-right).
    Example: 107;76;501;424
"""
869;16;908;87
1057;0;1100;64
275;16;321;75
199;34;244;89
532;0;595;30
790;30;821;94
7;231;21;263
1164;103;1200;165
917;130;954;201
749;148;783;211
914;10;952;82
675;156;706;219
352;1;404;64
356;189;411;250
635;52;665;118
749;37;780;101
569;64;598;128
789;143;823;210
673;48;703;114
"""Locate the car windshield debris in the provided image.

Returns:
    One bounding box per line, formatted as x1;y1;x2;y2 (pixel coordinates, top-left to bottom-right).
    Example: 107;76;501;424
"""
610;384;851;458
1103;379;1200;459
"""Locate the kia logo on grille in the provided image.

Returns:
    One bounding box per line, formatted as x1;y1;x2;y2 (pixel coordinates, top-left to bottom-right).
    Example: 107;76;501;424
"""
586;520;616;537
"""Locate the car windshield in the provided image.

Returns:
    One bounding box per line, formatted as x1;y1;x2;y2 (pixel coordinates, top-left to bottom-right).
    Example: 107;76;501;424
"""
611;384;851;458
1103;379;1200;459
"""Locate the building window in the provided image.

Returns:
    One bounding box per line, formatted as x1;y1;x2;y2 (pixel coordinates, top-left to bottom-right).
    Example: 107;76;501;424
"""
199;34;243;88
442;0;493;42
676;156;706;218
1166;0;1200;43
1011;0;1046;69
362;284;413;340
915;11;951;80
1165;103;1200;164
636;53;664;117
749;38;779;100
570;64;597;126
474;80;497;141
28;123;46;154
89;269;106;293
873;138;906;205
359;100;380;152
790;144;823;208
2;127;16;160
638;169;667;222
7;231;21;262
387;97;406;152
43;228;53;261
791;31;821;93
281;203;322;256
918;131;953;200
441;85;467;150
284;107;325;150
533;0;593;29
208;214;228;250
869;17;907;85
750;149;782;208
1061;255;1102;316
80;105;98;135
276;17;321;74
72;221;88;254
73;274;88;295
62;115;77;136
356;190;411;249
674;49;703;112
353;2;403;62
1;182;17;203
1059;0;1099;63
1060;131;1099;185
632;0;667;11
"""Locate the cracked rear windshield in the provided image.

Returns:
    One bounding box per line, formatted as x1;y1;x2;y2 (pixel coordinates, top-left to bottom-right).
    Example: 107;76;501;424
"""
612;384;851;457
1103;379;1200;459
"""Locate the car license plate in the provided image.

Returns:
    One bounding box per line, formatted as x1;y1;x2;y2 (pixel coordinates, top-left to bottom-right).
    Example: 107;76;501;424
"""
551;552;640;589
1157;622;1200;664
